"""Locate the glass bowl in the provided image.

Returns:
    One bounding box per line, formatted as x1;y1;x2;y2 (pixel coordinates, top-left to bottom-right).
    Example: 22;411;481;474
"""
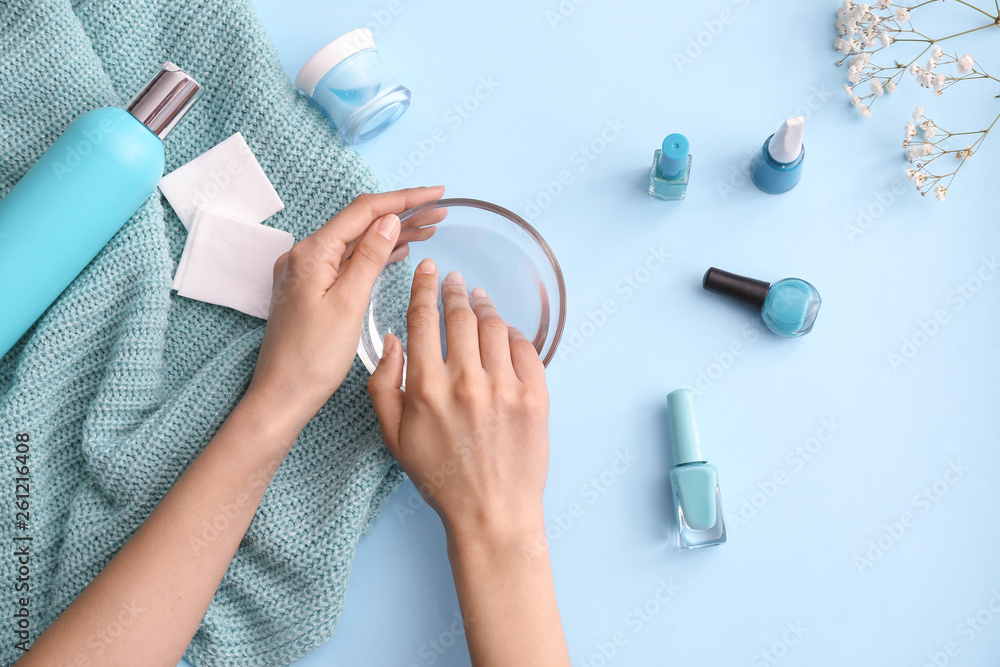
357;198;566;376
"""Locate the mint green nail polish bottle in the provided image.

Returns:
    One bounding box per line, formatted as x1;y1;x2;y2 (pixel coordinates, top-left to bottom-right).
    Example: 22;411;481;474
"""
667;389;727;549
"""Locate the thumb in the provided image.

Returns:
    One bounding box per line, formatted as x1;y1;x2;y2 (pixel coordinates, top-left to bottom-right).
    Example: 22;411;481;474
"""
367;333;406;457
334;213;401;312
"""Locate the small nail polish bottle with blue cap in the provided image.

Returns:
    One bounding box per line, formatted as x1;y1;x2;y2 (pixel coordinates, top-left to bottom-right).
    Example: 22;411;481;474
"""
648;133;691;200
667;389;726;549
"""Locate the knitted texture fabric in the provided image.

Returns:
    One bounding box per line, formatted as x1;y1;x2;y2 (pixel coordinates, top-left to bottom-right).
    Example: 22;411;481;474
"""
0;1;406;665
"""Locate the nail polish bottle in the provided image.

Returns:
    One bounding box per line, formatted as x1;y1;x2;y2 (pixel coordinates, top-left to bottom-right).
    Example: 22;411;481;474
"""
648;133;691;200
703;267;821;337
750;117;805;194
667;389;726;549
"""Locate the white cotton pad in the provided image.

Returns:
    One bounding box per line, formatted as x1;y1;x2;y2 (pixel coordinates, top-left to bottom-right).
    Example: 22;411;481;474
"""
159;132;285;229
172;208;295;319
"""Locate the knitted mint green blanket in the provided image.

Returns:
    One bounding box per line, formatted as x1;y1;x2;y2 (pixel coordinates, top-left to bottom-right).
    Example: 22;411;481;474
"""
0;1;405;665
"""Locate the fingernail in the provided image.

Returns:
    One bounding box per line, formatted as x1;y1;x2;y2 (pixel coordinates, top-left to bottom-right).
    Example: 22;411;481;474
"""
376;214;400;241
442;270;464;285
416;258;436;274
381;334;394;358
471;286;487;299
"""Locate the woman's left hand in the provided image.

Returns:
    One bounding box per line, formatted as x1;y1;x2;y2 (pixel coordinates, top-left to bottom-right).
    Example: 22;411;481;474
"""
244;186;444;433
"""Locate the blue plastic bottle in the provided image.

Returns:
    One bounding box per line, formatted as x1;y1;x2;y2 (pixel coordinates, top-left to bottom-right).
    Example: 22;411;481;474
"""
0;63;201;358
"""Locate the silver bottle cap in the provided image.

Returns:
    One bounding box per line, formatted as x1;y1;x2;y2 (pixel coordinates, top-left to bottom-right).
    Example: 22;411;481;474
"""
126;62;202;139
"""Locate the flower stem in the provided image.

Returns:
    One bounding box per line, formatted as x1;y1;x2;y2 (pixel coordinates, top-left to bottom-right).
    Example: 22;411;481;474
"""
934;22;998;41
953;0;998;20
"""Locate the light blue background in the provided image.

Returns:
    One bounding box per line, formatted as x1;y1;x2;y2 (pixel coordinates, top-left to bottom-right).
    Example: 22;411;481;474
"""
196;1;1000;665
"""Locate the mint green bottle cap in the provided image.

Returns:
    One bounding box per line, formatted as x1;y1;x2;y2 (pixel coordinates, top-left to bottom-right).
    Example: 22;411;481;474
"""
667;389;705;465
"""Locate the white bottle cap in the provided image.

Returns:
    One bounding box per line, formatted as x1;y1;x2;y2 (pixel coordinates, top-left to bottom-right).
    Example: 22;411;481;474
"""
295;29;376;96
768;116;804;164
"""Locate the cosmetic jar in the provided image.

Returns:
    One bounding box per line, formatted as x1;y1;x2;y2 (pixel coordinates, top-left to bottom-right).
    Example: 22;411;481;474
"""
295;28;410;144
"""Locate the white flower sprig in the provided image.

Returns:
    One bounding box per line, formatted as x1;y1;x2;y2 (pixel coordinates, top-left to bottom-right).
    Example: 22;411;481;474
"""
834;0;999;199
905;105;999;201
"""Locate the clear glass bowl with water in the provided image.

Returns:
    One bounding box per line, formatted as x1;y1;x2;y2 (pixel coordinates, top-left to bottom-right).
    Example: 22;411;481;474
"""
357;198;566;376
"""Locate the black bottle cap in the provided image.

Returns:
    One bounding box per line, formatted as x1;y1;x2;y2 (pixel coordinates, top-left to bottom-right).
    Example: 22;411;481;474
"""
703;267;771;311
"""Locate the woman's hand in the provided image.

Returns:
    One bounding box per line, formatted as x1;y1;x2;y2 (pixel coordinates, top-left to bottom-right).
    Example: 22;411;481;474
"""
367;259;569;667
244;186;444;433
367;259;550;543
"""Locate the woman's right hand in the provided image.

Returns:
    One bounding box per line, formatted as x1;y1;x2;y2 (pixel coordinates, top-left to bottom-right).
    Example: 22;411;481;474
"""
367;258;570;667
367;258;551;545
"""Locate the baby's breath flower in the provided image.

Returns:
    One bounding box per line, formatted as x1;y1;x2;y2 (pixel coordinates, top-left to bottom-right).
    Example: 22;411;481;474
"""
905;143;932;161
906;168;928;186
833;2;996;200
